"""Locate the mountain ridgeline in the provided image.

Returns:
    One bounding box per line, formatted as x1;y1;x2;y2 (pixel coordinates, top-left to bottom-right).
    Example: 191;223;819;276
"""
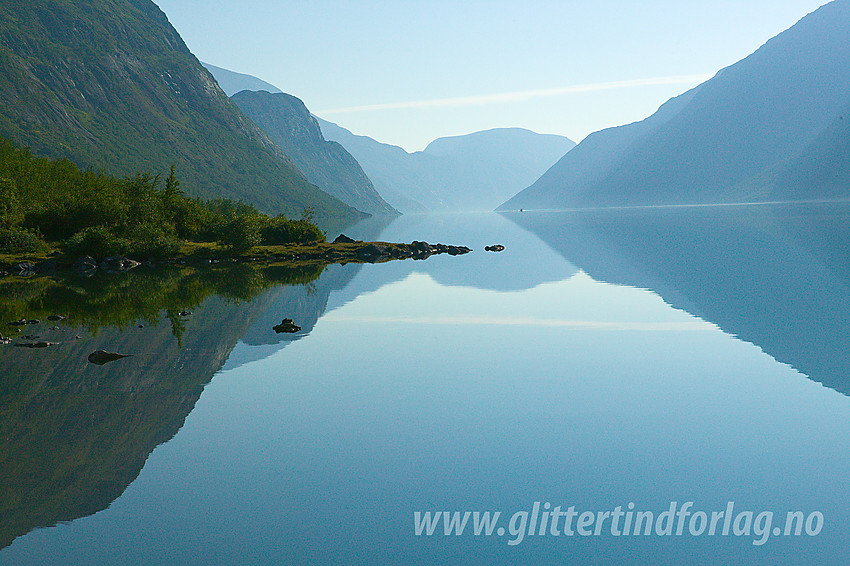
230;90;398;216
200;64;574;213
0;0;357;222
501;0;850;210
319;119;575;212
202;63;283;97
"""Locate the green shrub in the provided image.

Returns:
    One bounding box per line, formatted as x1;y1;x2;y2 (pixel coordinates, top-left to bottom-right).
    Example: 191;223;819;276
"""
62;226;131;260
217;215;261;253
0;177;22;229
124;223;180;258
0;228;49;253
260;216;325;245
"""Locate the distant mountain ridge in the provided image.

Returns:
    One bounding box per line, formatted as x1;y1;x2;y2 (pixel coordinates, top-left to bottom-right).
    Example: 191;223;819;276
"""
501;0;850;210
318;119;575;212
202;62;283;96
0;0;356;221
230;90;398;216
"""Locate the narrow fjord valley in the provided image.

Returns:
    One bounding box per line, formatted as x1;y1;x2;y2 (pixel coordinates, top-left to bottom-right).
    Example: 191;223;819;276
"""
3;1;850;565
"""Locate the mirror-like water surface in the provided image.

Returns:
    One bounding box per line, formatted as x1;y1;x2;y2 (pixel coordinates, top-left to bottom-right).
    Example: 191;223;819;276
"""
2;206;849;564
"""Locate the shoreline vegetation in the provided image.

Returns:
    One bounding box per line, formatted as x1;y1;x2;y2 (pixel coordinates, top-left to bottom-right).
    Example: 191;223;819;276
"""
0;137;471;338
0;137;471;274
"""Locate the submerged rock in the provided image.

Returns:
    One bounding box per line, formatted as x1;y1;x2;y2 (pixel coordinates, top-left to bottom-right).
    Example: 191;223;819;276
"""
88;350;133;365
273;318;301;334
15;341;57;349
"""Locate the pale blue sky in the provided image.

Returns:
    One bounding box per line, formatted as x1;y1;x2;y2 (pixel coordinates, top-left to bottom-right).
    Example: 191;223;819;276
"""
154;0;830;151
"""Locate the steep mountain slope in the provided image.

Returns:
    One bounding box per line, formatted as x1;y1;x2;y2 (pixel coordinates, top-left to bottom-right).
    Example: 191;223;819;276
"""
201;62;282;96
499;87;701;210
318;118;574;212
502;0;850;209
316;118;437;213
773;101;850;199
231;90;398;215
0;0;356;221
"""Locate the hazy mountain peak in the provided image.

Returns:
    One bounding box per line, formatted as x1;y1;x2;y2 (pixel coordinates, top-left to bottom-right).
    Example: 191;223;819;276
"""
319;119;575;212
501;0;850;210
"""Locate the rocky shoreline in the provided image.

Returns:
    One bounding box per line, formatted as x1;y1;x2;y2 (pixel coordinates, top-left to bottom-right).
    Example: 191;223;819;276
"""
0;237;472;279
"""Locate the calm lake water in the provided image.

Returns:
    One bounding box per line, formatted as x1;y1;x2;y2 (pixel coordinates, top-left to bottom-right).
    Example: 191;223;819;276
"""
2;205;850;564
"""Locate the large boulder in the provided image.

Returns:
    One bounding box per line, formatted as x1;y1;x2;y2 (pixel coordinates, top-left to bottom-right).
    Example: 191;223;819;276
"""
273;318;301;333
333;234;357;244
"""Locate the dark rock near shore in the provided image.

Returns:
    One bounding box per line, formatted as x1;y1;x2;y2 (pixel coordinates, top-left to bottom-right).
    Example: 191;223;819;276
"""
101;256;141;274
7;319;38;326
333;234;358;244
73;256;98;277
408;241;472;260
357;243;390;259
15;341;57;349
12;262;36;277
273;318;301;333
88;350;133;365
47;315;66;322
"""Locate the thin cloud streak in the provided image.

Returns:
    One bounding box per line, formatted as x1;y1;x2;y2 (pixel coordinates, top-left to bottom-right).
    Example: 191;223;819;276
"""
317;74;714;115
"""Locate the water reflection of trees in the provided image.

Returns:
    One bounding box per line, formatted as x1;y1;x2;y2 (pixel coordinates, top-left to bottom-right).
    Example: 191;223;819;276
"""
0;262;325;549
1;262;325;339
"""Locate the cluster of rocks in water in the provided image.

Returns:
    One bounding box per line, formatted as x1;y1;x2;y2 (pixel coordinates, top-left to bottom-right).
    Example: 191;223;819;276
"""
324;235;472;263
0;256;142;279
0;239;474;280
3;315;66;348
2;316;133;365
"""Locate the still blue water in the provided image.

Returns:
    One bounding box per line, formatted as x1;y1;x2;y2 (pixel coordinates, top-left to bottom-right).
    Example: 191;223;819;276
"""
2;207;849;564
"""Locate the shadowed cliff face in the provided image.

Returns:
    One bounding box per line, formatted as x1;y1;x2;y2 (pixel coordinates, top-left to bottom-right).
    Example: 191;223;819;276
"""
231;90;398;216
505;203;850;396
0;0;356;221
0;263;331;549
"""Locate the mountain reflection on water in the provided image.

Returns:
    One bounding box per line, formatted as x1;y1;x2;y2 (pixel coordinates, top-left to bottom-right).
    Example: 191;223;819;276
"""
1;206;848;561
0;262;326;548
505;202;850;396
0;211;571;549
